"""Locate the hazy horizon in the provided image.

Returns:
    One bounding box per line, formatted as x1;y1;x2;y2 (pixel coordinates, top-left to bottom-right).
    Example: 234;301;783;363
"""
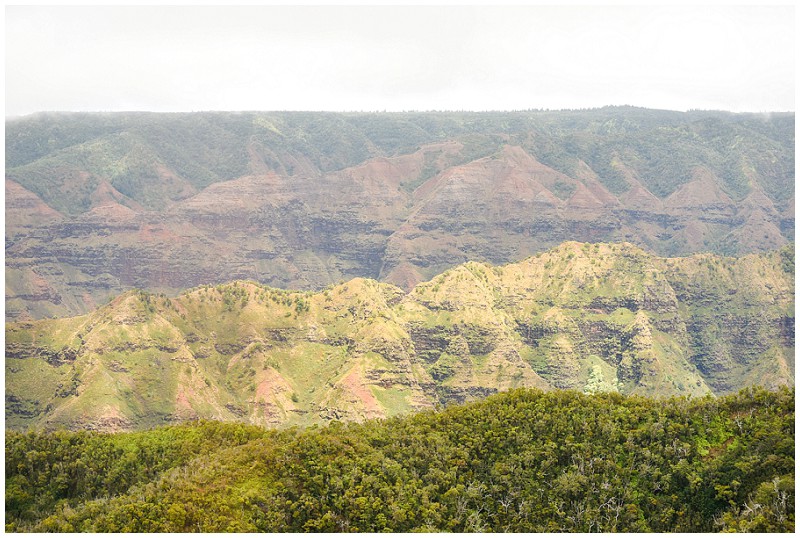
6;105;796;121
6;6;795;117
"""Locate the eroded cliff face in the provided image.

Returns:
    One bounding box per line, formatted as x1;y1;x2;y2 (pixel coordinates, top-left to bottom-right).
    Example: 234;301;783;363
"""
6;242;793;432
5;110;794;321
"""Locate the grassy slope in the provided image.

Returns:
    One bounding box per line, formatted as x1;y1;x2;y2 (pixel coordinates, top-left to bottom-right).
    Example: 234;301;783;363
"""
5;242;793;431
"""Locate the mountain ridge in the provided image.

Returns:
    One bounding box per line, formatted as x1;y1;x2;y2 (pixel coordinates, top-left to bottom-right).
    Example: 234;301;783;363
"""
6;241;793;432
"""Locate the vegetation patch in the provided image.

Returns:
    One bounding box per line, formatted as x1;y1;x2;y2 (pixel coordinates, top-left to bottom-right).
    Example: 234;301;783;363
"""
5;387;794;532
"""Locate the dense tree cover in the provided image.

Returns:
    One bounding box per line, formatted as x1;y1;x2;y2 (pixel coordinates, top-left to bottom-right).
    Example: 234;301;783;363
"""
5;421;266;529
6;386;794;532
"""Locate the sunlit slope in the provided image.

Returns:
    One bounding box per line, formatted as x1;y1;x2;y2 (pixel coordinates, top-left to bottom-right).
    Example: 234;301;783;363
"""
6;242;793;431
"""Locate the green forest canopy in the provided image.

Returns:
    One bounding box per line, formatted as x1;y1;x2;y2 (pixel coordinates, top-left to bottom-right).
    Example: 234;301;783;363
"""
6;386;794;532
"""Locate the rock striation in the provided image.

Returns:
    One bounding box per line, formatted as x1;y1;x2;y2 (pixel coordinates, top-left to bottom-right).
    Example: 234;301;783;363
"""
6;242;793;432
5;110;794;321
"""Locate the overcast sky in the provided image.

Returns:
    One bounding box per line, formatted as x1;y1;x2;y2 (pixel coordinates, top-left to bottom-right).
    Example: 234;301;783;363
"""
5;5;795;117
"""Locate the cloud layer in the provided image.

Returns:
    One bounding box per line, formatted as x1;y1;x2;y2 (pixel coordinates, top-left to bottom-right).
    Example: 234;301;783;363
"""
5;6;795;116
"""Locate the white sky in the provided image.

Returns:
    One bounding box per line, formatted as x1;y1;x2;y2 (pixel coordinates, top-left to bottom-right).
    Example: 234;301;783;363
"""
4;5;796;116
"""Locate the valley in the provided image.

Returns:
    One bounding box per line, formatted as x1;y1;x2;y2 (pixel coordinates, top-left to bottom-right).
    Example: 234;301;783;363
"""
4;109;795;533
6;109;794;321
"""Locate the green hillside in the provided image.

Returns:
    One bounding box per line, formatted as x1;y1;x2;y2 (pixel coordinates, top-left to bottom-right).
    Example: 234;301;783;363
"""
5;386;794;532
6;242;793;432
